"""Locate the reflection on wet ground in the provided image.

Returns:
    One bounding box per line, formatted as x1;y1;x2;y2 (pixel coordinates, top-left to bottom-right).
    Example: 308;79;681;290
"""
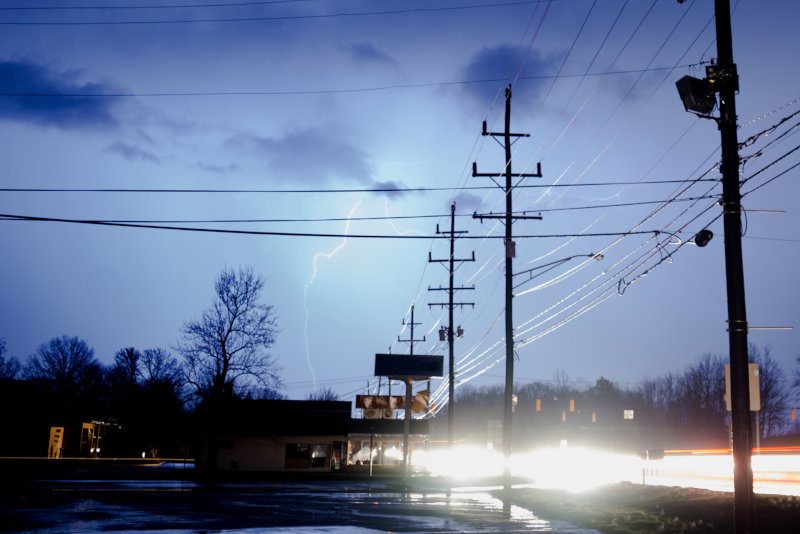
1;479;598;533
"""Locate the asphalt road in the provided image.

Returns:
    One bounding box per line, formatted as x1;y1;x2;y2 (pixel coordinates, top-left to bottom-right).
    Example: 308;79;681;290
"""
0;478;599;533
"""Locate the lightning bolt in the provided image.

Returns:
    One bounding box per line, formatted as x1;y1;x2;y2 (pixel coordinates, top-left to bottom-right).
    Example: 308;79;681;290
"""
384;197;426;236
303;198;363;388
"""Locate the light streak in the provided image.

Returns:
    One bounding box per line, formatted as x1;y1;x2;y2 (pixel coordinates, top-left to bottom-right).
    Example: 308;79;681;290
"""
413;444;800;496
303;198;363;388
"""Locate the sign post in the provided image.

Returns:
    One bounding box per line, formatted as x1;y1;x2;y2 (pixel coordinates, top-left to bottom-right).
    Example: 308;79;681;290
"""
374;353;443;487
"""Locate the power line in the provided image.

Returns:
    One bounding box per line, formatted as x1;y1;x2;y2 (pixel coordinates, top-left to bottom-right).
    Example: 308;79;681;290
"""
0;1;551;25
0;0;317;10
433;106;800;409
450;180;726;391
742;159;800;198
0;65;703;98
514;194;720;214
740;142;800;187
0;195;722;226
0;212;670;239
0;179;719;195
739;108;800;149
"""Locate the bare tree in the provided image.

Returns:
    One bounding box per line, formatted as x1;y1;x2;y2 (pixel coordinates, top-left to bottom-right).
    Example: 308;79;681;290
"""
179;267;280;402
750;345;790;438
25;335;103;407
794;354;800;403
0;338;21;380
677;353;727;429
305;386;339;401
110;347;141;386
141;348;182;388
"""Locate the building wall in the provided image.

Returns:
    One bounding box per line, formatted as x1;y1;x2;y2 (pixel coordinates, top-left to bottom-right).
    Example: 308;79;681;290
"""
216;435;346;472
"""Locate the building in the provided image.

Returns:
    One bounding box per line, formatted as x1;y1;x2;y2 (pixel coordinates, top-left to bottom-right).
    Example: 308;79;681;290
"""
197;399;430;473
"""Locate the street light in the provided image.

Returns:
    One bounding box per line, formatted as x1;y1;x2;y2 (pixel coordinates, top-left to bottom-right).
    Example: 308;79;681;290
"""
676;75;715;115
694;229;714;247
512;253;603;290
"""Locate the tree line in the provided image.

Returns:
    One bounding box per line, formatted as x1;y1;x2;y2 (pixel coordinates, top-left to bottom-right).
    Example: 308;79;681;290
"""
0;267;284;458
448;346;800;452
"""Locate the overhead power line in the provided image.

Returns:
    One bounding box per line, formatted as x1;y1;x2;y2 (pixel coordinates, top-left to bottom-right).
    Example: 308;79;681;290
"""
0;65;703;98
0;194;721;225
0;179;718;195
0;0;317;10
0;212;671;240
0;1;551;25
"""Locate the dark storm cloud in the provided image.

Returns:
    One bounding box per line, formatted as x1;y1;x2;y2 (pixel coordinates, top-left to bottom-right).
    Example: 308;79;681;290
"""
342;42;397;67
227;126;372;184
106;141;161;163
0;59;121;129
459;45;556;109
450;192;483;212
369;179;420;200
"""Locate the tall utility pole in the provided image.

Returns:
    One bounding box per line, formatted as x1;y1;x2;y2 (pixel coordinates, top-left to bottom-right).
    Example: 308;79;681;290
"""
398;304;425;356
473;86;542;490
428;202;475;451
397;305;425;486
712;0;754;531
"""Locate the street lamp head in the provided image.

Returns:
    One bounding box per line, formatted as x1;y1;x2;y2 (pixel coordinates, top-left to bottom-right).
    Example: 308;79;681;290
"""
694;229;714;247
591;253;604;261
676;75;716;115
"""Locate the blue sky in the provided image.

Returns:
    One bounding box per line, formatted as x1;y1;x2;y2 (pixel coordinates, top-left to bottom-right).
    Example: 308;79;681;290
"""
0;0;798;404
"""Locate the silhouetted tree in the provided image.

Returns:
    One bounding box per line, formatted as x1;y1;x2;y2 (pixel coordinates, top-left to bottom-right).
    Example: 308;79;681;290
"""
750;345;790;438
793;354;800;404
0;338;21;380
306;386;339;401
111;347;141;386
241;386;286;400
141;348;182;390
25;335;104;411
104;345;187;457
178;267;280;476
179;267;280;401
677;353;727;429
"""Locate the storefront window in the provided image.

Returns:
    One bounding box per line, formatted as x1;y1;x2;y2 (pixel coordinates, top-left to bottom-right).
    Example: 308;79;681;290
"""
310;444;330;468
285;443;331;469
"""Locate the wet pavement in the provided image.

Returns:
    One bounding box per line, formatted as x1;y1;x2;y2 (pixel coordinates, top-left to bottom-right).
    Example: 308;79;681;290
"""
0;478;598;533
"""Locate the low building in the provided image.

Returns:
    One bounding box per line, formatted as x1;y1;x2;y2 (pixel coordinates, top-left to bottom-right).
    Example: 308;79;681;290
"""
198;399;430;473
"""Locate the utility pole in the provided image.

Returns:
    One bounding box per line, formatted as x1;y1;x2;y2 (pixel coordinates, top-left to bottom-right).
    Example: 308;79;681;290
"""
428;202;475;452
397;305;425;486
398;304;424;356
675;0;753;528
473;86;542;491
713;0;754;531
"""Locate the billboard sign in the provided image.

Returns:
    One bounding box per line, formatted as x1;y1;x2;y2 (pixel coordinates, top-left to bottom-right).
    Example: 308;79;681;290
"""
374;353;443;380
356;395;404;410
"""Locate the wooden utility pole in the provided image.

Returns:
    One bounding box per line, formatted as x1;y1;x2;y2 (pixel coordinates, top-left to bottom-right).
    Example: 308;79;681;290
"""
473;86;542;490
712;0;755;531
397;305;425;486
428;202;475;452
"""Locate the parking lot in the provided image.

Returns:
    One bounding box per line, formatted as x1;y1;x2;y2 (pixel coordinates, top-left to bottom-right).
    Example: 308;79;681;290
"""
1;477;598;533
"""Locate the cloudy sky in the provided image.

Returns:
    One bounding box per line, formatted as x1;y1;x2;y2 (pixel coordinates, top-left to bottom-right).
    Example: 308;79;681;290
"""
1;0;798;405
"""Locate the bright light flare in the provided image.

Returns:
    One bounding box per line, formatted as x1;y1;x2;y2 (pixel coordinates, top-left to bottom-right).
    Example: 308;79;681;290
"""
413;444;643;491
413;444;800;496
650;451;800;496
512;447;643;492
413;445;505;479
